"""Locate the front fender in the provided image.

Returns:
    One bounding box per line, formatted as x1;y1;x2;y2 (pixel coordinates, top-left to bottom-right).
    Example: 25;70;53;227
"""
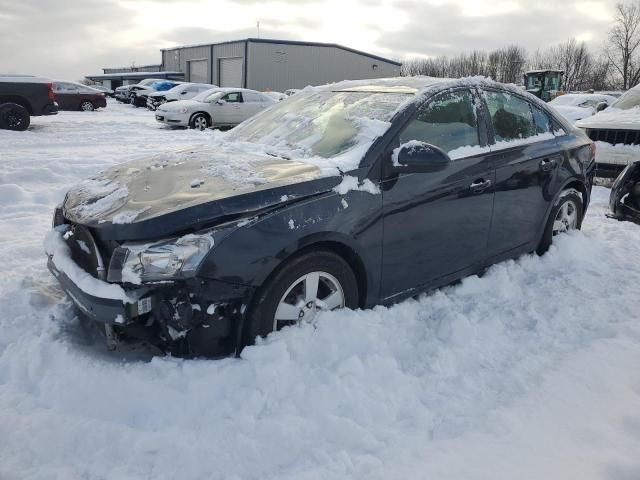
197;188;384;306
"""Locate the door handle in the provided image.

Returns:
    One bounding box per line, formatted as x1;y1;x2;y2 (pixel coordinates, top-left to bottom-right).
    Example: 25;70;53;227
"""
540;158;557;172
469;179;492;193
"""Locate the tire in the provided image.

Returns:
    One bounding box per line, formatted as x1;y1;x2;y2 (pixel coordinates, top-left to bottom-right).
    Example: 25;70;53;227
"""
0;102;30;131
80;101;95;112
537;188;583;254
245;250;359;344
190;113;210;131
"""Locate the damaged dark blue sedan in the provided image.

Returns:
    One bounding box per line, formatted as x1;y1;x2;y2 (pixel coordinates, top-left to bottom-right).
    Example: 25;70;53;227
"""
46;77;596;357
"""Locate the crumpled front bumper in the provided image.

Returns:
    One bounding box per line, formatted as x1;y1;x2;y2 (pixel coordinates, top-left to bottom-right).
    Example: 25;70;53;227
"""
47;256;152;325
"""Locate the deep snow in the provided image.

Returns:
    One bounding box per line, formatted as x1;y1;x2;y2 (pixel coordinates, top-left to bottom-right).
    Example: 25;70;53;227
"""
1;101;640;480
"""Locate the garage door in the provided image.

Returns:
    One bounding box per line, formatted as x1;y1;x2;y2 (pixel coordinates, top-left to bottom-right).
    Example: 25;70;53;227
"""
219;57;243;87
188;60;208;83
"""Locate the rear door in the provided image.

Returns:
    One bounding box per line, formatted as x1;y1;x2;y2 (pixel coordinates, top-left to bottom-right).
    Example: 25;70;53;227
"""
241;91;267;118
480;88;562;257
381;88;495;299
53;82;78;110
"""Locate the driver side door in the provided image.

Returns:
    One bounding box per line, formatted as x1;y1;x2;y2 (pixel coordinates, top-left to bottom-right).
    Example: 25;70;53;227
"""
216;91;243;124
380;88;495;300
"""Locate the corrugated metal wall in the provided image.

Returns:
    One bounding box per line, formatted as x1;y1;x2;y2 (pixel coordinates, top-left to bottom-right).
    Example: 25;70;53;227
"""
246;42;400;92
162;46;212;82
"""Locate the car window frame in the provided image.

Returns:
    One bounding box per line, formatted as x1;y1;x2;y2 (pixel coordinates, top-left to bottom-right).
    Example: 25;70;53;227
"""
222;92;243;103
395;86;489;161
479;87;559;150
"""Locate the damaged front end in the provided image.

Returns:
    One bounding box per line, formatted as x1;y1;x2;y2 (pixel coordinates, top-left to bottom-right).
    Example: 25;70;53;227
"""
46;214;254;358
608;160;640;225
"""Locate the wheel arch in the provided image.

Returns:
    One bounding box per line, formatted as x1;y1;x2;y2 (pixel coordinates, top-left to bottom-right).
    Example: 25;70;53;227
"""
189;111;212;126
259;233;369;310
0;95;33;114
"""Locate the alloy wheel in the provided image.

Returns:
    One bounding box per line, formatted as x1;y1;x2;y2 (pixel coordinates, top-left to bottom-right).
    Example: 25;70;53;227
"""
80;101;94;111
2;107;23;128
273;271;345;330
552;199;578;235
193;115;208;130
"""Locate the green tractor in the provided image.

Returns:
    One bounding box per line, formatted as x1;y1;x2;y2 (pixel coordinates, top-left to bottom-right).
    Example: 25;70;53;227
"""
523;70;564;102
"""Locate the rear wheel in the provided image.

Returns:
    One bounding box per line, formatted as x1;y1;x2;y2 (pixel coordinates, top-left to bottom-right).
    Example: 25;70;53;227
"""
190;113;210;130
80;101;95;112
0;103;30;131
537;188;583;254
245;250;359;344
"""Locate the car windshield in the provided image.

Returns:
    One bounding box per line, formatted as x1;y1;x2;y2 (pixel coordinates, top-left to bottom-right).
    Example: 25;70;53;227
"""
611;88;640;110
193;89;224;102
228;90;412;159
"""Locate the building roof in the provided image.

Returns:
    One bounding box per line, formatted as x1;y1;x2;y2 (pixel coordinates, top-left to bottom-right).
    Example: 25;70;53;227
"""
85;71;184;81
161;38;402;66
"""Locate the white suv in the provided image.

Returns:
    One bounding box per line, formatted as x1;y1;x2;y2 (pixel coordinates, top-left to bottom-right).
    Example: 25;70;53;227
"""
577;85;640;177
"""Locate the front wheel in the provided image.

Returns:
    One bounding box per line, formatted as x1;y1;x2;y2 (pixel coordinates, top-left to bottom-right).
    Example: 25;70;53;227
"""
190;113;210;130
80;101;95;112
245;250;359;344
0;103;30;131
537;188;583;254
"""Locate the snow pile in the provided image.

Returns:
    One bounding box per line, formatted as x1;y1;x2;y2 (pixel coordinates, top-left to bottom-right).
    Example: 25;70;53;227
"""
1;99;640;480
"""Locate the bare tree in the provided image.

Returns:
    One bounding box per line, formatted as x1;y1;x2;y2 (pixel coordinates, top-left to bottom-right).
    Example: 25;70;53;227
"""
607;1;640;89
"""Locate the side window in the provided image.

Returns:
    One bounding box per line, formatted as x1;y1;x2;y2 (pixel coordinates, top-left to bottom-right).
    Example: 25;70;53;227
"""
484;91;536;142
531;105;552;134
223;92;242;103
398;89;480;158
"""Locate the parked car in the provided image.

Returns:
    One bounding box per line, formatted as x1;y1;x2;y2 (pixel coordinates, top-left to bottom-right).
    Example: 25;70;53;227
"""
53;81;107;111
45;76;595;358
114;79;163;103
576;84;640;177
0;74;58;130
131;80;181;107
549;93;617;123
608;160;640;224
91;85;114;97
146;82;213;110
155;87;277;129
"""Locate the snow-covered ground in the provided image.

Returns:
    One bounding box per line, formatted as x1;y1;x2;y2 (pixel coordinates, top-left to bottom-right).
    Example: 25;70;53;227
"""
1;100;640;480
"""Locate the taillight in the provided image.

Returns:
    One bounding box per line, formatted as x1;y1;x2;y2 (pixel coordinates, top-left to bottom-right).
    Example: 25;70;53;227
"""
47;82;54;101
589;141;597;159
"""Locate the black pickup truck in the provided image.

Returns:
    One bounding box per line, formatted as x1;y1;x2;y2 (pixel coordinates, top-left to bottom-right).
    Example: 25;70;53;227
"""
0;75;58;131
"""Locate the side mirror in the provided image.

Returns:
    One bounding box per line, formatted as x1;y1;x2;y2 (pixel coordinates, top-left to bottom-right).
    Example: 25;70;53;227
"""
180;91;188;95
393;142;451;173
596;102;608;112
216;99;226;105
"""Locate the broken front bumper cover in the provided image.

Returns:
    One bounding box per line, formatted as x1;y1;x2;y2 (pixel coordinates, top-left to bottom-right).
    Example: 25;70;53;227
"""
47;256;153;324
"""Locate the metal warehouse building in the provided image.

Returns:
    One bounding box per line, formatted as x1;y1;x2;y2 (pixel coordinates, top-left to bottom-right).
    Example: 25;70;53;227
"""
161;38;401;91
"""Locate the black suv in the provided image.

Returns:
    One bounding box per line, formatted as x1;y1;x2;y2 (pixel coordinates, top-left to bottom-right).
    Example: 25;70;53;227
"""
46;77;595;357
0;75;58;130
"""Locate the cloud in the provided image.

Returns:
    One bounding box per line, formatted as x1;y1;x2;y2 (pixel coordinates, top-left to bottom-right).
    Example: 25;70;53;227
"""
0;0;619;80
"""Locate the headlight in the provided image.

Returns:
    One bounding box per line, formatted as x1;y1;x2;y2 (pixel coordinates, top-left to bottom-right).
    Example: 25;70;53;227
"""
108;231;216;284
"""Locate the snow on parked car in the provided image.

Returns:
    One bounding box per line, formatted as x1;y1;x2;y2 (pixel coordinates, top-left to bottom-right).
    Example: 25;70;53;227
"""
577;84;640;177
155;87;277;130
146;82;214;110
548;93;617;123
45;76;596;359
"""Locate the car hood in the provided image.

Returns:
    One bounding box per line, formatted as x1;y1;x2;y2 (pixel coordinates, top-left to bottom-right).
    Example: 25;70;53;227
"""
62;144;340;241
552;105;593;123
576;107;640;130
159;100;201;112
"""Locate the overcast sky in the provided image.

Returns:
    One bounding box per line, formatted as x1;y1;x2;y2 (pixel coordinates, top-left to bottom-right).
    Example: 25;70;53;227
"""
0;0;619;81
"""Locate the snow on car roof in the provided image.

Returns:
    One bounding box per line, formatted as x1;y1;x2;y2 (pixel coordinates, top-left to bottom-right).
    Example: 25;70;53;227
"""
0;74;52;83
